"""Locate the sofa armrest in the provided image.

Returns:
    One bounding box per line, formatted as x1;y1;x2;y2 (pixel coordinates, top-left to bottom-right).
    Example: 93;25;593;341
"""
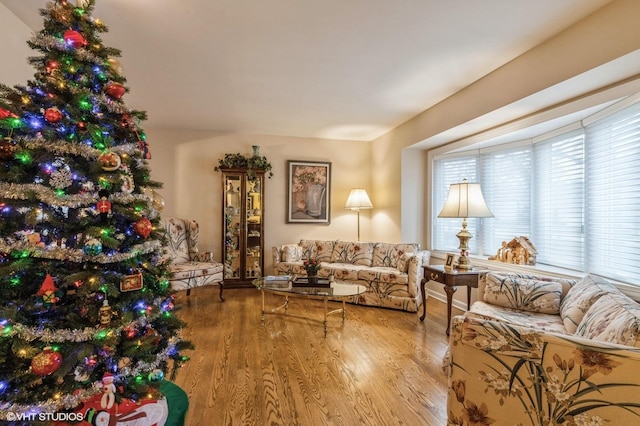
272;246;282;267
407;250;430;297
447;314;640;425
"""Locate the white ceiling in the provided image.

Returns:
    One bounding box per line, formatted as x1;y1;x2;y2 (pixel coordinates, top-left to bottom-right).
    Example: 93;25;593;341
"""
0;0;616;141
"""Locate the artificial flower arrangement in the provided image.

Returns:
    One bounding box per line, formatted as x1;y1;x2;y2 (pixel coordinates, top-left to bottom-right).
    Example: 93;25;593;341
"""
303;258;321;276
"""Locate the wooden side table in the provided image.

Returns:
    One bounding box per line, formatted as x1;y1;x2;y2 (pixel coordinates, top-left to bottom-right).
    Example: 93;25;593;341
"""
420;264;482;335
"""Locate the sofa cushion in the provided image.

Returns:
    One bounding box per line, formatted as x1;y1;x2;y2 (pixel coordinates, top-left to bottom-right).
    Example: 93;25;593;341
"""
300;239;335;262
560;274;618;334
281;244;303;262
330;241;374;265
396;253;413;273
371;243;419;267
358;267;409;285
483;272;563;314
323;263;370;281
469;301;569;334
576;292;640;347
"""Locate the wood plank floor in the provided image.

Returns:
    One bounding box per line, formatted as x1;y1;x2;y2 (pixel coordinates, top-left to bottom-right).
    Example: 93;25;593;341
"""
172;286;453;425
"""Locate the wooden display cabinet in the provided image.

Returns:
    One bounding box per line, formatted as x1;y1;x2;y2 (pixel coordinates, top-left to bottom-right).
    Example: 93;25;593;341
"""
221;168;265;286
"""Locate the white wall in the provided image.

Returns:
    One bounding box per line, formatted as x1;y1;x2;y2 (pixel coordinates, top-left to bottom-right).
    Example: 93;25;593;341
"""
147;130;371;272
0;3;33;87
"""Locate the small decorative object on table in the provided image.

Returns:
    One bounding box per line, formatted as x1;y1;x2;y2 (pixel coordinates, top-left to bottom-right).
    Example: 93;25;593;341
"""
303;258;321;281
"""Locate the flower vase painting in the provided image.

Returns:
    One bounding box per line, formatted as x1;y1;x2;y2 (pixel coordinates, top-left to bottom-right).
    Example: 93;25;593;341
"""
287;161;331;223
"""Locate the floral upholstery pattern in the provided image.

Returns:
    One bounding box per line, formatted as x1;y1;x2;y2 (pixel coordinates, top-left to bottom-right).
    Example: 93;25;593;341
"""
576;291;640;347
272;240;429;312
448;315;640;425
329;241;374;265
281;244;303;262
371;243;419;268
300;239;334;262
447;271;640;425
161;218;224;296
483;272;563;314
560;273;618;333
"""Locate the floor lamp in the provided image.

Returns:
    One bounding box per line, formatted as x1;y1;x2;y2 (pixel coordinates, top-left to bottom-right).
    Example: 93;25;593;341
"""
437;179;493;270
345;189;373;241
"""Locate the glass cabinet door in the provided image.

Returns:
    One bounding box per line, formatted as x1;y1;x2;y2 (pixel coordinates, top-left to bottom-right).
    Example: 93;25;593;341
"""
245;175;263;279
223;174;242;279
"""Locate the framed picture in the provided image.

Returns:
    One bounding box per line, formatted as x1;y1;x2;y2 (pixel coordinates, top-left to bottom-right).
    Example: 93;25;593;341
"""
287;160;331;224
444;252;457;271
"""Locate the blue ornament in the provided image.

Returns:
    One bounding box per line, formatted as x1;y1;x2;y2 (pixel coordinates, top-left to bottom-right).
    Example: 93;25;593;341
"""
148;369;164;382
83;238;102;256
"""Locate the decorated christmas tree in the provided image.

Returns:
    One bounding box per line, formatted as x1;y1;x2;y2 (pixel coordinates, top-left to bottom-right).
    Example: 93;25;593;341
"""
0;0;190;421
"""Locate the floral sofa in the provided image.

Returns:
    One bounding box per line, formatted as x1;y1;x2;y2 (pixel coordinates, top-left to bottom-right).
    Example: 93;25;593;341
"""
160;218;224;300
446;271;640;425
272;239;430;312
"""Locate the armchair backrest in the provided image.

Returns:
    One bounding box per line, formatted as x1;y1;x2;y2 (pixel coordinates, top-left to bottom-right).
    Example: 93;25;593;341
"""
161;217;200;264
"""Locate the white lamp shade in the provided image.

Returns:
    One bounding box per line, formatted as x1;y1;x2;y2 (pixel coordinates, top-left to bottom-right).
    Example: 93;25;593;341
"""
438;180;493;218
345;189;373;210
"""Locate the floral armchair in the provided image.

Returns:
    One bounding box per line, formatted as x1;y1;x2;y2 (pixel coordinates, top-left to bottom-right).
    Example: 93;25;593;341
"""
447;314;640;425
161;218;224;300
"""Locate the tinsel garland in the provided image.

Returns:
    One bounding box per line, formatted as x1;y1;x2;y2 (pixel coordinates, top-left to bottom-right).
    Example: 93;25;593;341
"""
0;339;181;419
8;297;168;343
0;239;161;264
29;34;103;65
0;182;156;212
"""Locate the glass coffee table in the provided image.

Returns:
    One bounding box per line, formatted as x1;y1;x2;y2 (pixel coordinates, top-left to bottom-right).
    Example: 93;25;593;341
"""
253;277;366;336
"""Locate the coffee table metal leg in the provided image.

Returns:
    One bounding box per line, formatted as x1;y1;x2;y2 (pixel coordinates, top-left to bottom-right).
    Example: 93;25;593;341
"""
261;289;265;324
324;297;328;337
342;299;346;322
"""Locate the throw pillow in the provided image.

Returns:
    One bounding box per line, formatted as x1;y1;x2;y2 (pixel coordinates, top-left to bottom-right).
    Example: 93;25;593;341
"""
575;292;640;348
281;244;303;262
559;274;617;334
396;253;413;273
483;272;563;314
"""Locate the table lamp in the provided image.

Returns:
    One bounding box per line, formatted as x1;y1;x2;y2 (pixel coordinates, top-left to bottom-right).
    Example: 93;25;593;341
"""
437;179;493;270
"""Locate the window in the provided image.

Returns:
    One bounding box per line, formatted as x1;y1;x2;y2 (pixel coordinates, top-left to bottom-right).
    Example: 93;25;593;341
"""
432;98;640;285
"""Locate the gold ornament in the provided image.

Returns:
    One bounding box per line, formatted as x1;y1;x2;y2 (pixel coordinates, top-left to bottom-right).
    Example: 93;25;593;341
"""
151;189;165;211
76;0;91;8
107;57;124;75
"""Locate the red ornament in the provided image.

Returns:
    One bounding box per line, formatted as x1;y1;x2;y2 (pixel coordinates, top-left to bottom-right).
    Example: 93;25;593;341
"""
0;138;16;160
105;82;125;99
63;30;87;48
44;107;63;123
134;218;152;238
0;107;17;120
31;347;63;376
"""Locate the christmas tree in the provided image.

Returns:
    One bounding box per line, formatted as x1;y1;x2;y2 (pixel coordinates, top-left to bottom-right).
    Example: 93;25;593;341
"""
0;0;190;419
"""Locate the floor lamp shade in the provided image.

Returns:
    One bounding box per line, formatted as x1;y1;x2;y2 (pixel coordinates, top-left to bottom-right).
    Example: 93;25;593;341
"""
437;179;493;270
345;189;373;241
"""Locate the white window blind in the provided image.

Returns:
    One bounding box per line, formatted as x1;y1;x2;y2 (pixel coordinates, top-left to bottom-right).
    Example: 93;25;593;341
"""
533;130;585;270
480;146;532;257
432;96;640;286
432;156;479;253
585;102;640;283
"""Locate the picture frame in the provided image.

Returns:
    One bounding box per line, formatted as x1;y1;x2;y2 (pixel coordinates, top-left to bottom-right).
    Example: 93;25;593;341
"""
444;252;457;271
287;160;331;224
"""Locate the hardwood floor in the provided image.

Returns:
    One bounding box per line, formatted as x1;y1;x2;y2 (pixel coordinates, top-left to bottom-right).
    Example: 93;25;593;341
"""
172;286;453;425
